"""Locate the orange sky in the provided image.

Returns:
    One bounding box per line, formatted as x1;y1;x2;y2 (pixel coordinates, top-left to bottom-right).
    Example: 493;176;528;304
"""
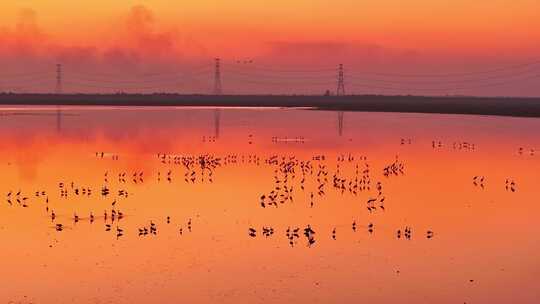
1;1;540;95
1;1;540;54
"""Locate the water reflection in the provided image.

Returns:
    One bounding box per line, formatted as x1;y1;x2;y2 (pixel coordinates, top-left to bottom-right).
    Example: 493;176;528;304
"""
338;111;344;136
0;106;539;304
214;108;221;139
56;106;62;133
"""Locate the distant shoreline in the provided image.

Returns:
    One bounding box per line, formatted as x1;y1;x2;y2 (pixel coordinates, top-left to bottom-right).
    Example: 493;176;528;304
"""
1;94;540;118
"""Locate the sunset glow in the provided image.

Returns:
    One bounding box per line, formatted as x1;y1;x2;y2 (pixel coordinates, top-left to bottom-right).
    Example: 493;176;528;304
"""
2;3;540;303
1;1;540;95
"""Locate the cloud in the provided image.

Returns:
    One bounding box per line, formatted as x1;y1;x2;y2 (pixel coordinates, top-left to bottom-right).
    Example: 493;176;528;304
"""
15;8;43;38
0;8;47;56
102;48;140;69
0;5;205;64
0;5;214;93
126;5;155;34
267;41;350;58
0;6;537;96
54;46;99;66
125;5;175;56
262;40;421;68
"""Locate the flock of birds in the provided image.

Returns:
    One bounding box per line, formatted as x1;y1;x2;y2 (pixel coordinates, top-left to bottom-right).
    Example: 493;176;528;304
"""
518;147;536;156
471;176;518;192
3;129;536;304
1;137;529;250
431;140;476;151
271;136;307;144
248;222;435;247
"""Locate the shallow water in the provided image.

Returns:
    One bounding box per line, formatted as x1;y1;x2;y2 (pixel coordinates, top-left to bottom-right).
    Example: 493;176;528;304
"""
1;106;539;304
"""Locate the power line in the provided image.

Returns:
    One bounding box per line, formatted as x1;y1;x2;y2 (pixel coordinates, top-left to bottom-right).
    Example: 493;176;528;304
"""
222;63;336;73
223;76;333;86
0;71;53;79
347;67;540;85
222;68;333;80
63;81;192;91
67;72;210;85
346;73;540;92
225;58;540;77
63;64;211;78
356;59;540;78
1;57;538;95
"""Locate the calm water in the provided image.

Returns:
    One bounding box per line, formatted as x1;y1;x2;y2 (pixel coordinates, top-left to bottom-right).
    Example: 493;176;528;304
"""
1;106;539;304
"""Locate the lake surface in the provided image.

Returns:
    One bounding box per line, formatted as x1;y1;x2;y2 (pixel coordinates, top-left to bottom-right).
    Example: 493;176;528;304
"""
1;106;539;304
